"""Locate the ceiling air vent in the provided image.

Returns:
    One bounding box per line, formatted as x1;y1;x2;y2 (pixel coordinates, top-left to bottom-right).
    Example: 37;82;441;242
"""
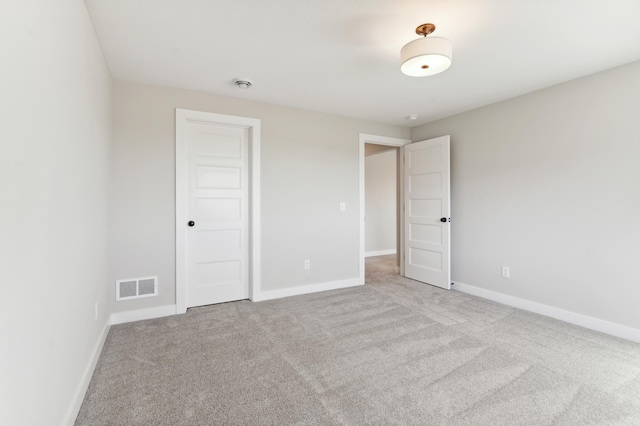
116;276;158;301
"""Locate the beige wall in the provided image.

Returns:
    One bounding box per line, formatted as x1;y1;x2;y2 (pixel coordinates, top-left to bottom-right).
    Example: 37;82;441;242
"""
111;80;409;313
411;60;640;330
0;0;112;424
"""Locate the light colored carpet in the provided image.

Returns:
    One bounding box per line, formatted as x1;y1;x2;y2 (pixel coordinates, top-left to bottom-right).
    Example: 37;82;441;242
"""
76;255;640;425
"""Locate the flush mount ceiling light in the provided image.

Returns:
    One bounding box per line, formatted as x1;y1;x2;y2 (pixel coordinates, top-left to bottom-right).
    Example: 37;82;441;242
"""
234;79;253;89
400;23;452;77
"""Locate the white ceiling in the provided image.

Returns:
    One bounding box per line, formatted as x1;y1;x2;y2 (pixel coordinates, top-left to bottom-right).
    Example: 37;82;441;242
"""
85;0;640;127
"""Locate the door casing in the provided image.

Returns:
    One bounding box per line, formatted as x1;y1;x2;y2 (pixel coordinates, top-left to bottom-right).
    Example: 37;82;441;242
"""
175;109;261;314
359;134;411;281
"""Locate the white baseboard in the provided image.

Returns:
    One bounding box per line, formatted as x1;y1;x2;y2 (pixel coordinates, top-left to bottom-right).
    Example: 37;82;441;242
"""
252;278;363;302
452;281;640;343
110;304;177;325
63;320;110;426
365;249;396;258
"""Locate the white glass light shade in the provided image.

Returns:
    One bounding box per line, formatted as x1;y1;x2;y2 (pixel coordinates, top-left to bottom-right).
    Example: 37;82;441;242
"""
400;36;452;77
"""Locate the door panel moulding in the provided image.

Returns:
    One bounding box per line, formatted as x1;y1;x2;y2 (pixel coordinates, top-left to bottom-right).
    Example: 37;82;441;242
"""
175;109;261;314
403;136;451;289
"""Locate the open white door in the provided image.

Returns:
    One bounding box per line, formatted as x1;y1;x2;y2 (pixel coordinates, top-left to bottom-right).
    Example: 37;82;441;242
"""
403;135;451;289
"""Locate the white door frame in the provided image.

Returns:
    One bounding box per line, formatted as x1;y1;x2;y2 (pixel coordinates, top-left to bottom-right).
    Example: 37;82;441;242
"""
359;134;411;282
175;109;261;314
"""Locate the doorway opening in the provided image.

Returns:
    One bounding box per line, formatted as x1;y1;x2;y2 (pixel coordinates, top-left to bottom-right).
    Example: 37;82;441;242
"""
358;134;410;283
365;144;399;273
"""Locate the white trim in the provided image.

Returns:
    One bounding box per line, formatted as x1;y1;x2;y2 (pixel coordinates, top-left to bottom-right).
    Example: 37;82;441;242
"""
359;133;410;284
365;249;397;258
175;109;188;314
453;281;640;343
399;144;405;276
63;320;110;426
252;278;362;302
359;139;365;283
249;122;262;303
109;305;177;325
360;133;411;146
175;109;261;313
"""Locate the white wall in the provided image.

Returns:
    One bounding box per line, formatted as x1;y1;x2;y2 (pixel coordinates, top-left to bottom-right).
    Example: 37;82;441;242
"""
411;60;640;333
0;0;112;425
111;80;409;313
365;150;397;255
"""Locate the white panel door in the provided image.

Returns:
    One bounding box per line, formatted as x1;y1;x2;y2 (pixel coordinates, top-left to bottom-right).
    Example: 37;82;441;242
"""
185;122;249;307
404;136;450;289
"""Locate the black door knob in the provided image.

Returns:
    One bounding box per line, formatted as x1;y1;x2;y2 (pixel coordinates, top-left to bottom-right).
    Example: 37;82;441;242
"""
440;217;447;222
188;221;195;227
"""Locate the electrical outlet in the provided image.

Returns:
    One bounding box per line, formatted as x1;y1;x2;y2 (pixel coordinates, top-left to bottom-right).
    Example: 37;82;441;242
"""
94;302;98;321
304;260;311;270
501;266;510;278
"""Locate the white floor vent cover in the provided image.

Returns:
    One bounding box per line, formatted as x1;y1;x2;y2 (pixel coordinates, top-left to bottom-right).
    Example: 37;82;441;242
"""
116;276;158;301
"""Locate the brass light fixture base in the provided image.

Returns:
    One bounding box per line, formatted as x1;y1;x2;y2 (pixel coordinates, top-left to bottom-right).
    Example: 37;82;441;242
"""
415;23;436;37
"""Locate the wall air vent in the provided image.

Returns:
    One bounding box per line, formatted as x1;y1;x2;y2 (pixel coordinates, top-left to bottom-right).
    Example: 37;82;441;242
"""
116;276;158;301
